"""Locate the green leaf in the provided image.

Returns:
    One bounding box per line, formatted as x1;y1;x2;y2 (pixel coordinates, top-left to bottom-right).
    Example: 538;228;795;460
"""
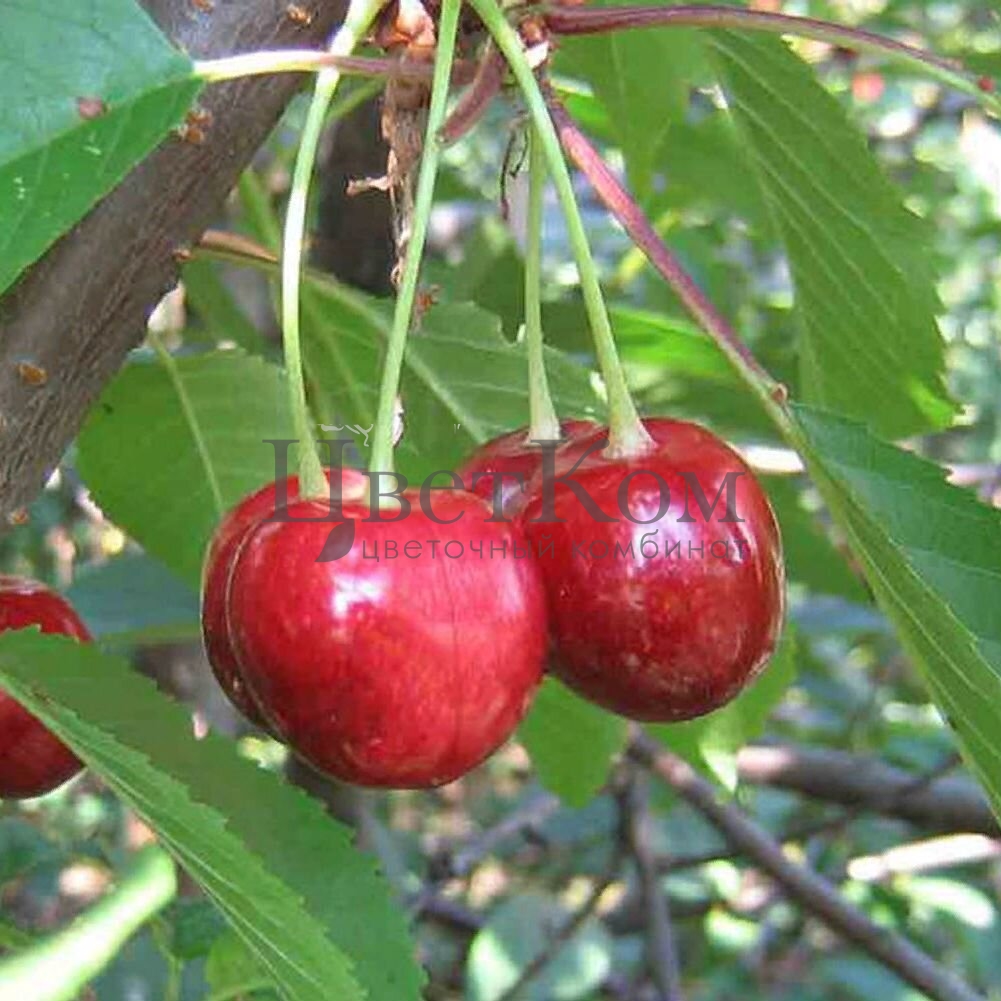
764;476;868;603
76;350;295;590
465;893;612;1001
708;31;955;437
66;555;199;644
0;631;424;1001
791;404;1001;825
182;259;267;353
556;2;705;197
205;930;275;999
653;628;797;789
0;0;200;294
301;280;604;480
518;679;628;808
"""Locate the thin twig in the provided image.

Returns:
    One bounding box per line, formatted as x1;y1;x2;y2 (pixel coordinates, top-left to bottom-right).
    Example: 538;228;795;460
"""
736;745;993;834
495;850;623;1001
622;770;685;1001
440;44;508;143
545;94;783;408
631;734;985;1001
848;833;1001;882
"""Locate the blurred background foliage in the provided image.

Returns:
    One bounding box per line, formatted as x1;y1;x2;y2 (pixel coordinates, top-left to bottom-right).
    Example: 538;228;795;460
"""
4;0;1001;998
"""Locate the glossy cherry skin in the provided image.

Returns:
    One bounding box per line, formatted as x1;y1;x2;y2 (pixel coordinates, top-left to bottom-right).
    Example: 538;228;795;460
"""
0;576;90;799
457;420;598;515
201;468;368;726
226;489;547;788
521;419;784;722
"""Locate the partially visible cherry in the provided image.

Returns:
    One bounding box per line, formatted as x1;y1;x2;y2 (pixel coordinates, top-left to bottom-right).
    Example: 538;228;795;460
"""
201;468;367;726
457;419;598;515
226;488;547;788
0;576;90;799
521;418;784;722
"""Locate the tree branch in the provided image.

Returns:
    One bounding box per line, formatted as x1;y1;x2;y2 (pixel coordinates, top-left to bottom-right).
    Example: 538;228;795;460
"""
0;0;353;523
632;734;985;1001
736;744;996;836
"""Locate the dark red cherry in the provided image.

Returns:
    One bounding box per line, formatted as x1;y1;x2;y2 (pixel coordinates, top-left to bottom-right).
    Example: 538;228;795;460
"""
0;576;90;798
457;420;598;514
225;488;547;788
201;468;367;726
521;418;784;722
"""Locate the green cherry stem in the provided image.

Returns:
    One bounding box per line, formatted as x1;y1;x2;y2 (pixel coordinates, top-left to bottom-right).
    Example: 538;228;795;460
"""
281;0;385;499
469;0;652;458
525;126;560;442
367;0;463;482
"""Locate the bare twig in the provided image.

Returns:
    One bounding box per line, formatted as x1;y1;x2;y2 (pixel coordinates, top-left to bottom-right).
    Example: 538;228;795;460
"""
848;834;1001;882
438;789;561;881
440;44;507;143
495;851;623;1001
543;4;965;78
622;770;684;1001
736;744;994;835
632;734;985;1001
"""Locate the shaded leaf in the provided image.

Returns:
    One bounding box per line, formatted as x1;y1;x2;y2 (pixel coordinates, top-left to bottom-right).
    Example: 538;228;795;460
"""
66;554;199;644
465;893;612;1001
0;631;424;1001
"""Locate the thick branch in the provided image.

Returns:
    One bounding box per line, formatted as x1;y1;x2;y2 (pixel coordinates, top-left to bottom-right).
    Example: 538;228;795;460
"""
633;735;984;1001
0;0;352;523
737;744;997;836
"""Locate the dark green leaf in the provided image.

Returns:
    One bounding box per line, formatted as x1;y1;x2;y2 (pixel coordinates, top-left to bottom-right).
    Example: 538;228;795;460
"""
0;0;199;294
709;31;955;437
66;555;199;644
182;259;267;353
792;404;1001;824
0;631;424;1001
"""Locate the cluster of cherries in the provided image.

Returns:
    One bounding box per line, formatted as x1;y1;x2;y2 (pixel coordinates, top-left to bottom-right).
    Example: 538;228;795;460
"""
202;416;785;789
0;416;783;800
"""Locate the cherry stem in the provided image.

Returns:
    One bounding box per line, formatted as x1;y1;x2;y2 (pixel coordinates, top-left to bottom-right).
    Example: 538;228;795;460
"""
439;44;507;145
195;50;471;84
368;0;463;482
547;96;785;420
544;4;1001;115
525;126;561;441
469;0;652;458
281;0;385;500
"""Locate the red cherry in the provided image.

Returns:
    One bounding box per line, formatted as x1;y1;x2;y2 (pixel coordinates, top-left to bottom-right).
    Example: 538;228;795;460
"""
457;419;598;514
201;469;367;726
0;576;90;799
521;418;784;722
225;489;547;788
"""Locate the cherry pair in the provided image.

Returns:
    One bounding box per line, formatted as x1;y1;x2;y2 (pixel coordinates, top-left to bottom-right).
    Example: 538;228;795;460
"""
203;415;783;790
458;417;785;722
